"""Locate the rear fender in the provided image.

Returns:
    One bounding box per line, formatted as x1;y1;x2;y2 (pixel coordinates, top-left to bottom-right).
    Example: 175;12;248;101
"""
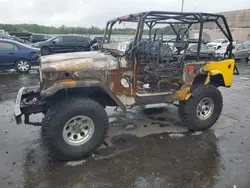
203;59;235;87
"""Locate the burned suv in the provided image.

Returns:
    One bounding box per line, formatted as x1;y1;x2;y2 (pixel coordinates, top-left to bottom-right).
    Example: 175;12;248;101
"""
14;11;235;161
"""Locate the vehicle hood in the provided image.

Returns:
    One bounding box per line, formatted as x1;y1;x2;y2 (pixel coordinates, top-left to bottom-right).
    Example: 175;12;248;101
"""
40;51;120;72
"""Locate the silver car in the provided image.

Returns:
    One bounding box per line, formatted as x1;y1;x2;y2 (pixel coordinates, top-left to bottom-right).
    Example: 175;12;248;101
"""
183;43;215;60
216;43;250;61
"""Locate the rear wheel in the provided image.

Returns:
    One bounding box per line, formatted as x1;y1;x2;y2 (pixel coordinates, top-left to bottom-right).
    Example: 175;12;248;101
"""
41;46;50;55
77;46;84;52
178;85;223;131
15;59;31;73
41;97;109;161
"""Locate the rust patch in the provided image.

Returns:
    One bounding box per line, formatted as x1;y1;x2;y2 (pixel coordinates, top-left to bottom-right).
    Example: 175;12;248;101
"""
183;62;207;86
56;79;76;88
108;69;134;96
171;86;191;101
56;79;76;84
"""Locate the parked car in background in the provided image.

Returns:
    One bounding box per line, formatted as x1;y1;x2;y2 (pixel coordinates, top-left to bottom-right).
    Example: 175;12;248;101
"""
184;43;215;60
0;39;40;72
8;31;33;42
9;35;24;43
189;38;208;44
31;34;51;43
207;39;229;50
91;37;103;44
32;35;91;55
216;43;250;61
0;29;5;34
0;33;24;43
90;37;103;51
243;40;250;48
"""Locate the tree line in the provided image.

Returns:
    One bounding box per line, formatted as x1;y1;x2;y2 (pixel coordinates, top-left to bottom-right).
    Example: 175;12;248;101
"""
0;23;179;35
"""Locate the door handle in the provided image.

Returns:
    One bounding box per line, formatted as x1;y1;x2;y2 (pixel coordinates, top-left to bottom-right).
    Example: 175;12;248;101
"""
8;52;14;55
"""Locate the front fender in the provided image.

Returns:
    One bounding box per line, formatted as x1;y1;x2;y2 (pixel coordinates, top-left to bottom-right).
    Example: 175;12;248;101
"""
40;79;126;110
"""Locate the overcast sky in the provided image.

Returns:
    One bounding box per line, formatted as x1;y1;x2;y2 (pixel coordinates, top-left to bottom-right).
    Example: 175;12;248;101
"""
0;0;249;28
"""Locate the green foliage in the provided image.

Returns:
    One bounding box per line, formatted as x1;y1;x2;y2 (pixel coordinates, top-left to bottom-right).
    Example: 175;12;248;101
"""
0;24;89;34
0;23;180;35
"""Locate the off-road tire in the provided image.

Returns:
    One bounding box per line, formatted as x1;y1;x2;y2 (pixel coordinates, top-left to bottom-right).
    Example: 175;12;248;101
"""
41;46;50;55
180;85;223;131
41;97;109;161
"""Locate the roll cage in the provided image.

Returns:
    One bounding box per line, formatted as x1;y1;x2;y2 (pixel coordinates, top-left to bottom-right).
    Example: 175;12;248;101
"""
103;11;234;59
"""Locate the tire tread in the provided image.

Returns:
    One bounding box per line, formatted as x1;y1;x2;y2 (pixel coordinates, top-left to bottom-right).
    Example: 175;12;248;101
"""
42;97;108;161
180;85;223;131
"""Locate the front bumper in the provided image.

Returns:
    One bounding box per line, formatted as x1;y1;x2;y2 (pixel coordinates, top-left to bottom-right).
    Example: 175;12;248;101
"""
14;87;45;126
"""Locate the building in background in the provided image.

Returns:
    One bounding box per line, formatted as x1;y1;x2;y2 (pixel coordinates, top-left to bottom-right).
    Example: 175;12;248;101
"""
190;9;250;42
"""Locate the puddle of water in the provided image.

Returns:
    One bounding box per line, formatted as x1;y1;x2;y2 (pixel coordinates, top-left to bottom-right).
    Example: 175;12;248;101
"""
169;133;185;138
66;160;86;166
240;77;250;80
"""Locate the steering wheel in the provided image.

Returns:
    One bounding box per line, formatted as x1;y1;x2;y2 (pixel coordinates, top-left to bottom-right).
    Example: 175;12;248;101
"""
176;28;189;43
153;28;163;42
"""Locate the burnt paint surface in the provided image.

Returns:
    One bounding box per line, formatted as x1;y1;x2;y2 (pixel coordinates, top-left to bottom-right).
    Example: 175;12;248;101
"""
40;51;120;73
40;51;131;94
39;50;215;104
108;70;133;96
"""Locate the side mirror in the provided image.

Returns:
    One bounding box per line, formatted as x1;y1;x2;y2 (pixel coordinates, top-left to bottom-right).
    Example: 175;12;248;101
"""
52;41;56;44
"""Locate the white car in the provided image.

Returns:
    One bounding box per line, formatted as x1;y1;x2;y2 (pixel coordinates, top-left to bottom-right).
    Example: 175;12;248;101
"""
215;43;250;61
207;39;229;50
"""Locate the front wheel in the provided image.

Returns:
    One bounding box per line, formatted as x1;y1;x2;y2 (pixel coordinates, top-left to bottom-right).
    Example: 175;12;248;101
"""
178;85;223;131
15;59;31;73
41;97;109;161
76;46;84;52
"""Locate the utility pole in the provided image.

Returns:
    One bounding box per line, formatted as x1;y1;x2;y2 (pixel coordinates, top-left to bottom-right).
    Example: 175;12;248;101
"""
181;0;184;12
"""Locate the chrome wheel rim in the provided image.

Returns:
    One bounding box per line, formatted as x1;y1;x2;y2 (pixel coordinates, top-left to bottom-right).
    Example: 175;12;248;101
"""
196;97;214;120
17;61;30;72
62;115;95;146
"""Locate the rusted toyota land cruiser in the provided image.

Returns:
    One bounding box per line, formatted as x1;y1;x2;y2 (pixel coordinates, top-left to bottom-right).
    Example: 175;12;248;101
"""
14;11;235;161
